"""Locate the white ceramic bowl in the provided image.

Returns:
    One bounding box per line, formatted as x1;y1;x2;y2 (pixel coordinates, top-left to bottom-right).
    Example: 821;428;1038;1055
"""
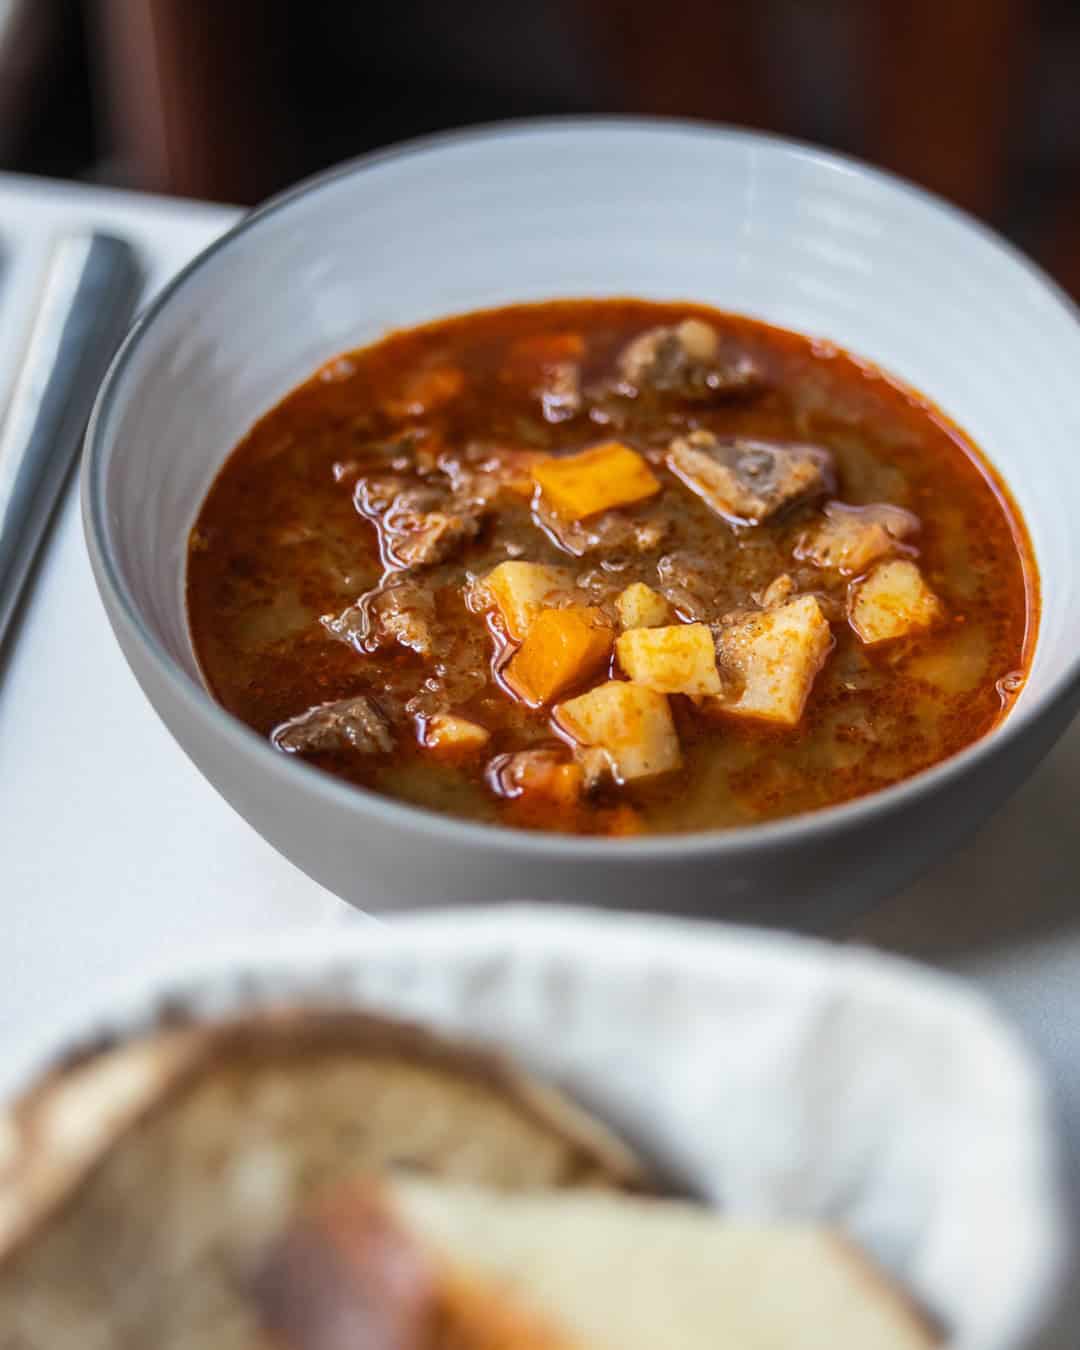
83;119;1080;926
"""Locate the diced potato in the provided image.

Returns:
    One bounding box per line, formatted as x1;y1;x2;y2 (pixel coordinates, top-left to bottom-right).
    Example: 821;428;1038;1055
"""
555;681;682;782
532;442;661;520
481;561;574;641
711;594;833;726
422;714;490;757
504;607;614;707
798;501;919;574
615;582;672;630
674;317;719;361
849;560;943;645
615;623;723;695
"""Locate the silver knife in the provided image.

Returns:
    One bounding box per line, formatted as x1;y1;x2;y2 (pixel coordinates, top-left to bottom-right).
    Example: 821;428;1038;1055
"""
0;232;141;651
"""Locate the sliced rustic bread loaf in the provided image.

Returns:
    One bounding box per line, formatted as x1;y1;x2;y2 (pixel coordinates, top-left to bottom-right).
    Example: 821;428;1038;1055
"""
255;1177;939;1350
0;1010;643;1348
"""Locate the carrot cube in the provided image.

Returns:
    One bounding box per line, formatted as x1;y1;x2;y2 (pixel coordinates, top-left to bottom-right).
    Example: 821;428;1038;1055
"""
532;442;661;520
504;607;613;707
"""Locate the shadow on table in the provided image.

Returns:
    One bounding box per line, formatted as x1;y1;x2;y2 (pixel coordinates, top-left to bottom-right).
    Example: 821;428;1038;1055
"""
855;719;1080;1350
853;715;1080;962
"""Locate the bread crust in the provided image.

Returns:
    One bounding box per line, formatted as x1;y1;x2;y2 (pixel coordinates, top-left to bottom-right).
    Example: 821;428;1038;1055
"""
0;1008;647;1267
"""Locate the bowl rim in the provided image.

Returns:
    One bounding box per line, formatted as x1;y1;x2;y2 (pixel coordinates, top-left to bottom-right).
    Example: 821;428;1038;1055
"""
83;114;1080;862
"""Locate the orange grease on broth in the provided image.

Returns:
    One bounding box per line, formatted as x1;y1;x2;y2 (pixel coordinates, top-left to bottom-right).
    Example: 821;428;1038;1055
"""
186;300;1037;835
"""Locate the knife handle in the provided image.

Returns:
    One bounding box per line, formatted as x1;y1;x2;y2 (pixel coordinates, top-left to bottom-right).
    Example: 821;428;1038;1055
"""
0;232;142;651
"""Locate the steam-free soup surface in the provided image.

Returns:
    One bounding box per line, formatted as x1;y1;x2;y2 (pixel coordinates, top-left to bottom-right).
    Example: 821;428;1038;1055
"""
187;300;1034;835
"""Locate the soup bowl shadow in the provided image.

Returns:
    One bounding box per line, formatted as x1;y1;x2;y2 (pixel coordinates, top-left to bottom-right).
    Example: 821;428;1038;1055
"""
83;119;1080;930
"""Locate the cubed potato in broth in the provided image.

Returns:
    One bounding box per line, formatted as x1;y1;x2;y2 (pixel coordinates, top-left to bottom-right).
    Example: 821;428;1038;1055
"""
711;594;833;726
849;560;943;645
615;582;673;630
616;623;723;695
555;681;682;782
481;561;574;641
423;715;491;757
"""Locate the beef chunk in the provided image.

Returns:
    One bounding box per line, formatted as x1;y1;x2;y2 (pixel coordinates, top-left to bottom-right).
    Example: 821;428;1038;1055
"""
796;501;919;573
382;486;484;568
322;578;437;656
273;696;393;755
615;319;763;402
440;444;549;502
667;431;832;524
356;478;487;570
370;579;437;654
538;360;582;422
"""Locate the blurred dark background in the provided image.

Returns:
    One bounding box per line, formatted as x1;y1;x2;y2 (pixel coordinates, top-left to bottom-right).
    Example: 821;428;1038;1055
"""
2;0;1079;296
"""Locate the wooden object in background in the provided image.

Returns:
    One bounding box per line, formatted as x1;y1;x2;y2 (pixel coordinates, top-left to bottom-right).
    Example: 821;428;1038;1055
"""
0;0;62;162
582;0;780;130
92;0;290;203
862;0;1034;220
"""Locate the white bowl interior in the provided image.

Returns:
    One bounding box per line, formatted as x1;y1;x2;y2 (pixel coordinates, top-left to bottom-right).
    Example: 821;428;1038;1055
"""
96;122;1080;708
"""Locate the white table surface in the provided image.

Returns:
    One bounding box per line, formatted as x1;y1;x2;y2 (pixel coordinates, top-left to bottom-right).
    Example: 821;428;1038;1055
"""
1;170;1078;1341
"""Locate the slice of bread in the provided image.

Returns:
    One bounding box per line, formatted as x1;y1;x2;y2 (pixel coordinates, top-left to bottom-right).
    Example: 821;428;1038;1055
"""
255;1178;940;1350
0;1010;644;1349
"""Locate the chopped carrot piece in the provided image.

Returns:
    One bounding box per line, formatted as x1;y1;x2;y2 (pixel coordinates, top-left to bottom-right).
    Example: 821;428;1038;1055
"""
504;607;613;707
532;442;661;521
